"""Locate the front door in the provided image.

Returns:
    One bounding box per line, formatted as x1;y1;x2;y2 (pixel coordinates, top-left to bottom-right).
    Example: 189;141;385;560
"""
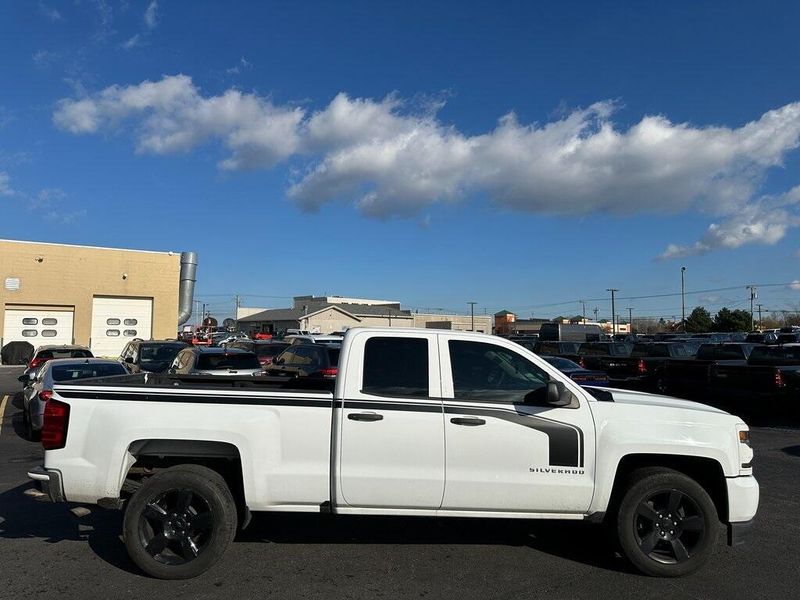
337;331;445;509
440;337;595;513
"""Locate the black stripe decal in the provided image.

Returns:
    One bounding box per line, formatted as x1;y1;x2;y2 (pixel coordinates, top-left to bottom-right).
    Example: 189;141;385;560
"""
343;400;442;413
55;390;332;408
444;404;584;468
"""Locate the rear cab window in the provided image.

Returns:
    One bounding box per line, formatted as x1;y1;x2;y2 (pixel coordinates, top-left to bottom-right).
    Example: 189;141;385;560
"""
362;337;429;397
197;353;261;370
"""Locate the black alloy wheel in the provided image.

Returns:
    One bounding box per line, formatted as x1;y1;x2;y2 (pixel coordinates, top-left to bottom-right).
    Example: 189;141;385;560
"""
123;464;238;579
616;468;718;577
633;489;705;564
138;489;214;565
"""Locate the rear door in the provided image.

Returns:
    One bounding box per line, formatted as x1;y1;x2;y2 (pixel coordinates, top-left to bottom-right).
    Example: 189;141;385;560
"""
440;336;595;514
336;331;445;509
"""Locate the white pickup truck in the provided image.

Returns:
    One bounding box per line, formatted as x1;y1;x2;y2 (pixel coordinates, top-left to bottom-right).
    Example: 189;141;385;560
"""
28;328;758;579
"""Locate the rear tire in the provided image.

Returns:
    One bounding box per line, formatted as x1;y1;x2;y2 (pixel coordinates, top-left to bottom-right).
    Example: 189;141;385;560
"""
123;464;238;579
616;468;718;577
23;407;40;442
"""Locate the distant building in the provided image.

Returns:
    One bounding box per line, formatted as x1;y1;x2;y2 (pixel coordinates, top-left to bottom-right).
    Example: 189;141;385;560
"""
238;295;492;335
494;310;549;335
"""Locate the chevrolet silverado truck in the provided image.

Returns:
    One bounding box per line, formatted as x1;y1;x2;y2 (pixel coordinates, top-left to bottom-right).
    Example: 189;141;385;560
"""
657;343;758;398
27;328;758;580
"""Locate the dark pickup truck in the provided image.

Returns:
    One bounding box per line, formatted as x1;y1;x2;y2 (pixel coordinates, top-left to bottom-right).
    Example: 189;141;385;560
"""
658;343;759;399
575;342;633;378
710;344;800;414
531;341;583;363
576;342;695;391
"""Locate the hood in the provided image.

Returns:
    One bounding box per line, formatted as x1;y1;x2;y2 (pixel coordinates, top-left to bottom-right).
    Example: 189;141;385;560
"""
589;386;729;415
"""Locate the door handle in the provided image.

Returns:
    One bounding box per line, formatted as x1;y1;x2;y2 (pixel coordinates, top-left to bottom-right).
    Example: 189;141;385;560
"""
450;417;486;426
348;412;384;422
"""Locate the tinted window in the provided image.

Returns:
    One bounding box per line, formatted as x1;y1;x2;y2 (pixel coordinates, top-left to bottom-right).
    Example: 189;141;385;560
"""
326;347;341;366
22;329;37;337
42;318;58;325
542;356;581;370
449;340;549;403
631;344;669;358
107;318;121;326
22;318;38;325
362;337;428;397
51;363;127;381
197;353;261;370
139;344;185;368
41;330;58;337
230;341;255;352
254;344;288;358
124;318;138;326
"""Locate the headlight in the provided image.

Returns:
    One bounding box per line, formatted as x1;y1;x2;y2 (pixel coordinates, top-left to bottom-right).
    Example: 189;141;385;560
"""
737;424;753;473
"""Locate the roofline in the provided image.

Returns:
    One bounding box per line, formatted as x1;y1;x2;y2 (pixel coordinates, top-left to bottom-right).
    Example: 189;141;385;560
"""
0;238;178;256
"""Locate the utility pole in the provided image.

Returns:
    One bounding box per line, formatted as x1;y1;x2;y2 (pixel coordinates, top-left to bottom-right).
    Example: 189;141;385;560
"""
607;289;619;335
756;304;763;330
746;286;758;331
579;300;587;324
593;307;599;322
681;266;687;331
627;307;634;333
234;294;241;332
467;302;477;332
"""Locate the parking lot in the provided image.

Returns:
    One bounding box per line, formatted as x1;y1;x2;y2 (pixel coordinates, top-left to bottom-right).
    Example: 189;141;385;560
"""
0;366;797;599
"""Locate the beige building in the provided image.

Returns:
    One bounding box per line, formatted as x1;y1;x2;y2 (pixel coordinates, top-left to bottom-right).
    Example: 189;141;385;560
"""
1;239;196;358
238;295;491;335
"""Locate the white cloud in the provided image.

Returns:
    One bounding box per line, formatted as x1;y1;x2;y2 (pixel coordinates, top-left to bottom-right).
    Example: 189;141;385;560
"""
790;281;800;291
32;49;59;68
144;1;158;30
121;34;142;50
660;187;800;259
226;57;252;75
38;3;61;22
0;171;15;196
52;75;800;251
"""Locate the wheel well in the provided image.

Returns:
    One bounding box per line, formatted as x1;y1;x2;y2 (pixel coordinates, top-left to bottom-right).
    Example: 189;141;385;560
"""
607;454;728;523
122;439;246;522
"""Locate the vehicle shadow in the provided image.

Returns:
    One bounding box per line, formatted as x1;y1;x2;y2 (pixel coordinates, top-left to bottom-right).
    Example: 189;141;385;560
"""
0;483;136;574
239;512;636;574
782;445;800;457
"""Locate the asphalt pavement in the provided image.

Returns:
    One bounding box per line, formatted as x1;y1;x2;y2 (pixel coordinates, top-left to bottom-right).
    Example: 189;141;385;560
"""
0;365;798;600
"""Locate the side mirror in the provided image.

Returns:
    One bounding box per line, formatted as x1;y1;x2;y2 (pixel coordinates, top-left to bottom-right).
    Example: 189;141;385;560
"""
545;380;573;407
124;356;134;364
18;374;30;383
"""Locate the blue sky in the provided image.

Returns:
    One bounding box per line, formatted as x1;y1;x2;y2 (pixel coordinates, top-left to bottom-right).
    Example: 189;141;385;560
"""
2;1;800;322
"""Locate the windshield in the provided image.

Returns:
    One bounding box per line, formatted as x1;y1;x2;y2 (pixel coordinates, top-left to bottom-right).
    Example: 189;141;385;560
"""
197;353;261;370
51;363;127;381
40;349;92;359
255;344;289;358
542;356;580;370
139;345;185;367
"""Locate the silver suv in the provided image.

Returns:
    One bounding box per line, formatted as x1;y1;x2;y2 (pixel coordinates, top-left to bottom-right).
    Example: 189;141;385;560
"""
168;347;263;376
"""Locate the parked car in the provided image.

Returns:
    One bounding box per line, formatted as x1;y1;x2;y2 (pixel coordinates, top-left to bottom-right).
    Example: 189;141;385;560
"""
539;355;609;387
710;344;800;415
168;347;263;376
226;340;291;367
21;345;93;385
532;340;582;363
19;358;127;440
119;340;189;373
284;334;343;346
265;343;341;379
537;323;603;342
745;332;778;345
29;328;758;579
658;343;759;398
586;342;695;391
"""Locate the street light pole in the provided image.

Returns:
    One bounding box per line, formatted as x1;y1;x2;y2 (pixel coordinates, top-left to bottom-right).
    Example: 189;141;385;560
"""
607;289;619;335
580;300;587;324
681;266;686;332
467;302;477;332
627;307;633;333
746;286;757;331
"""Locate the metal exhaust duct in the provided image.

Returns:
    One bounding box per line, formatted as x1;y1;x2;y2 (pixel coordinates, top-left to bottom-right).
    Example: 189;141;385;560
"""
177;251;198;326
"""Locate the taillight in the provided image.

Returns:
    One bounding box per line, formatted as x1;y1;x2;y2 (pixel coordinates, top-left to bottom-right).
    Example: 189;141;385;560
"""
578;358;586;368
41;399;70;450
774;369;786;388
28;357;43;369
317;367;338;378
637;359;647;374
39;390;53;403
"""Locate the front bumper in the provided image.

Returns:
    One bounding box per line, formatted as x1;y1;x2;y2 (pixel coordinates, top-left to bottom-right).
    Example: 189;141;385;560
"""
726;475;759;546
27;465;65;502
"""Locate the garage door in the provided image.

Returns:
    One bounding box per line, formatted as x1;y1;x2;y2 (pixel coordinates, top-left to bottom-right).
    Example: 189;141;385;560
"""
3;308;75;346
91;297;153;357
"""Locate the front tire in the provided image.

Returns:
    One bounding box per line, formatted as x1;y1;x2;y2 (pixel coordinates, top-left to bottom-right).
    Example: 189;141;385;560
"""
616;468;718;577
123;464;238;579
